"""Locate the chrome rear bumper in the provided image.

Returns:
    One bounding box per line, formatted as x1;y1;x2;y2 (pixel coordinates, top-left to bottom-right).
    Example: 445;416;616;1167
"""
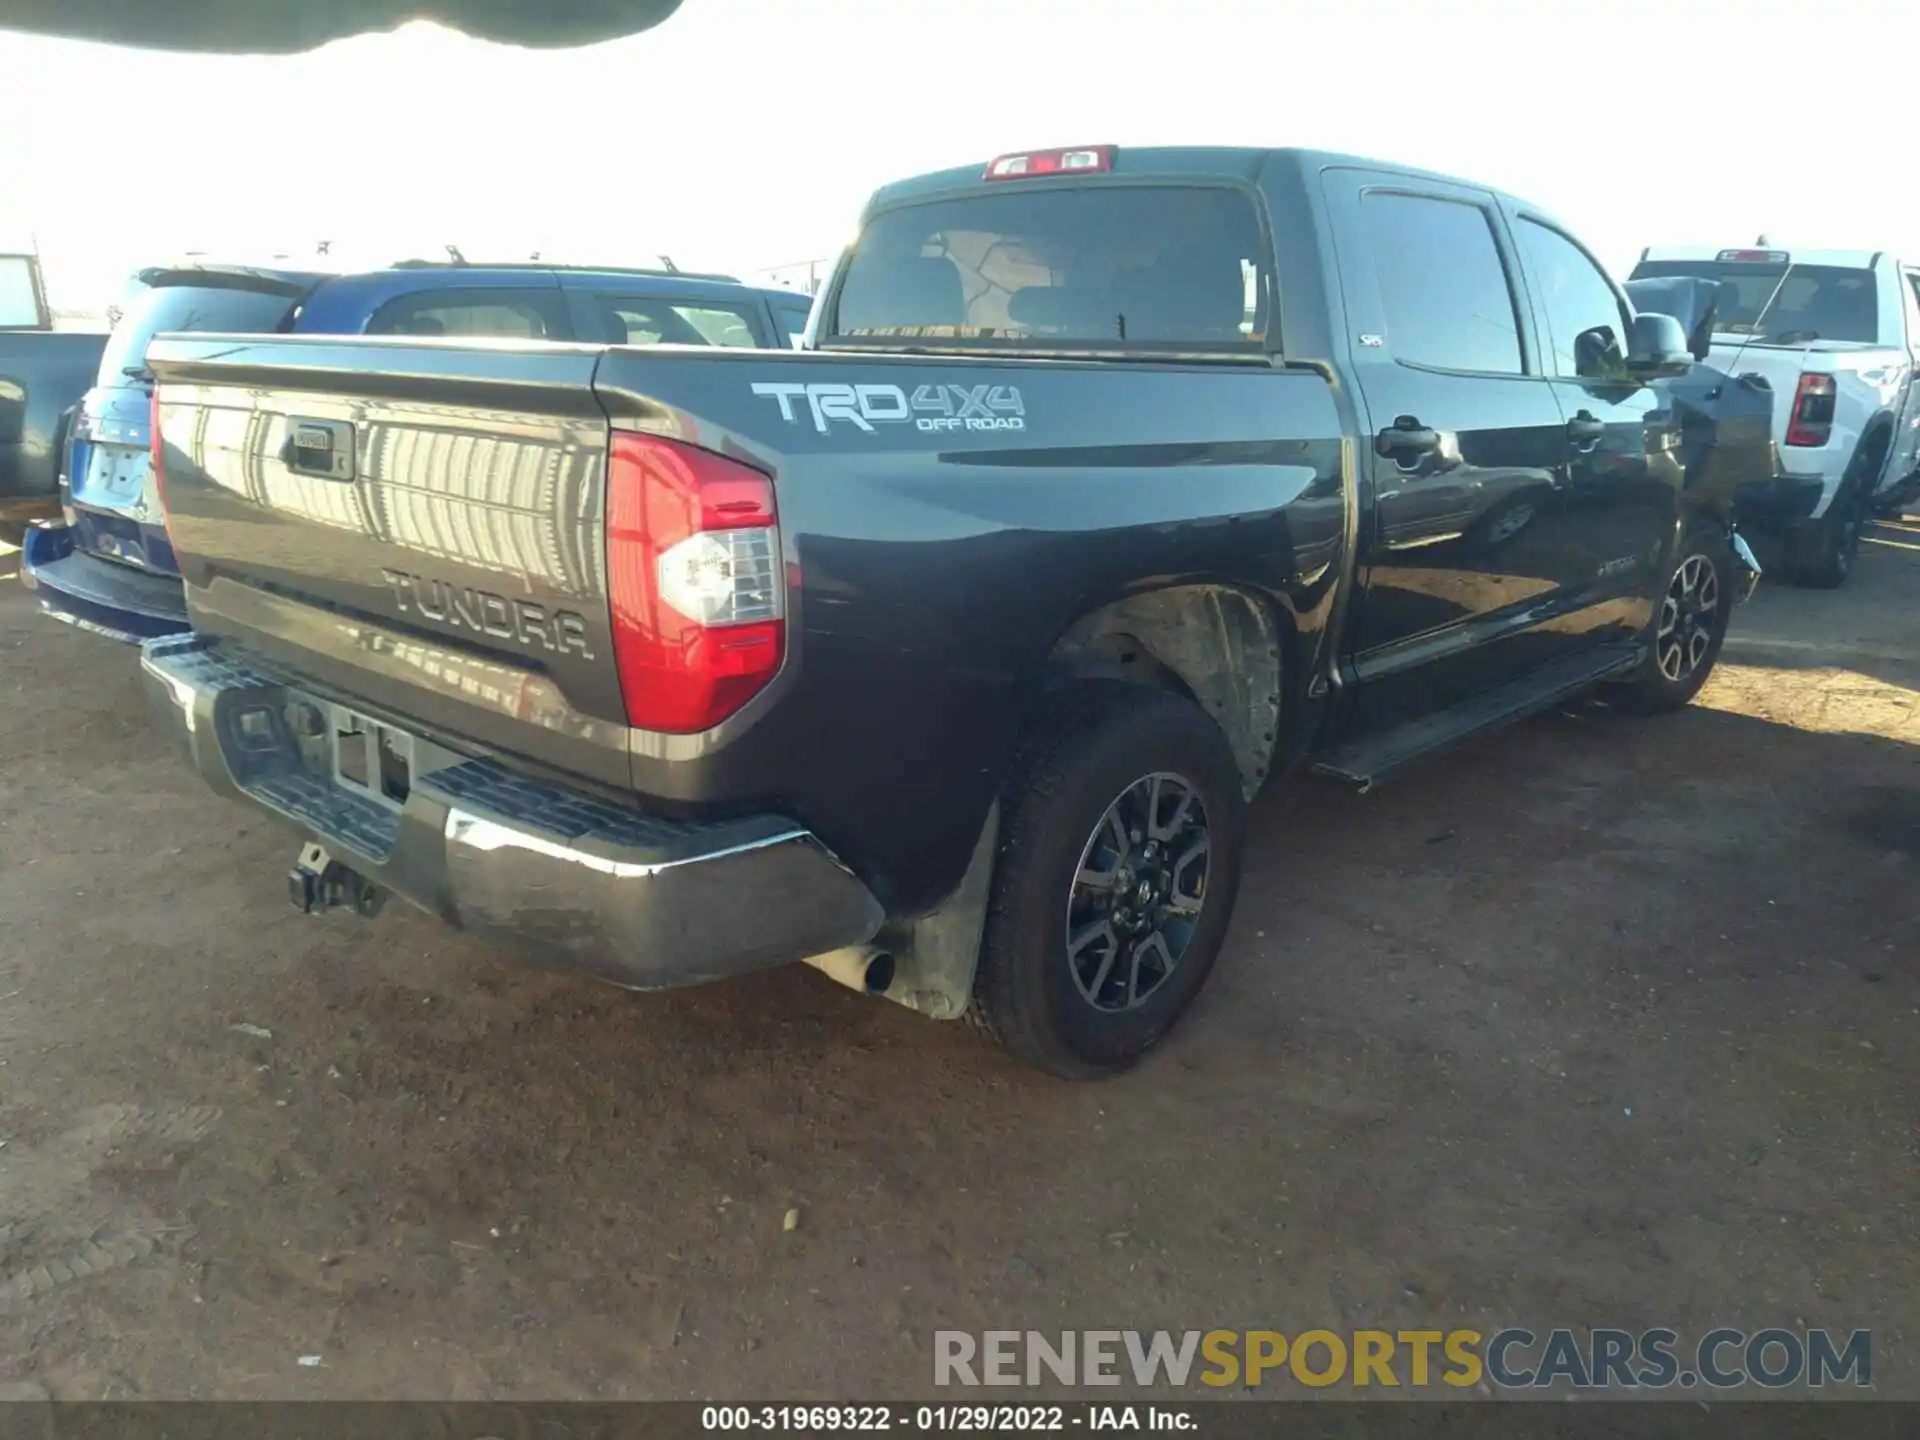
140;634;885;989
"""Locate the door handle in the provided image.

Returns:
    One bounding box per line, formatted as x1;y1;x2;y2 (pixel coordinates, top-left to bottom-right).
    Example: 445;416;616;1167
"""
1375;415;1442;459
1567;411;1606;448
281;417;357;481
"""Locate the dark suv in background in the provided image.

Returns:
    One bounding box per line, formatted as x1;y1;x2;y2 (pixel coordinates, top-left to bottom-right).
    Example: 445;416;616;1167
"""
22;261;812;639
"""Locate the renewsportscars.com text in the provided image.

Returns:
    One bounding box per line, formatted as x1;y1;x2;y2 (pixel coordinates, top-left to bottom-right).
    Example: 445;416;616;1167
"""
934;1328;1871;1391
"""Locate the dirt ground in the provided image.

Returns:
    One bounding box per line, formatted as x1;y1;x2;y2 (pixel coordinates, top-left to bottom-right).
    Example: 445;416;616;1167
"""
0;523;1915;1401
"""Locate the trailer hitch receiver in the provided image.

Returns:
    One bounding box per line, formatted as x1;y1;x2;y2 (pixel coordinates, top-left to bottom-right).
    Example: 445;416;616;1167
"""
287;842;387;918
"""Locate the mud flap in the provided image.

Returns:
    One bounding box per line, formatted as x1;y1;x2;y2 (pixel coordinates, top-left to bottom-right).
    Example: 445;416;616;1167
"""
871;804;1000;1020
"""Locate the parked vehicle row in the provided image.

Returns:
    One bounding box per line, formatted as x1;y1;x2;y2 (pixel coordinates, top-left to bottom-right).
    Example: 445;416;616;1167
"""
1629;246;1920;587
125;144;1764;1076
19;260;812;638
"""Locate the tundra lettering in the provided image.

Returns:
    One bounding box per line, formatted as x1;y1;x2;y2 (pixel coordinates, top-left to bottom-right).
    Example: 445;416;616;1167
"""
379;568;592;658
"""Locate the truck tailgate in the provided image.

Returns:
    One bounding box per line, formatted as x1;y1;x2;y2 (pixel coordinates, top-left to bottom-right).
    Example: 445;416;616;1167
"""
147;336;629;789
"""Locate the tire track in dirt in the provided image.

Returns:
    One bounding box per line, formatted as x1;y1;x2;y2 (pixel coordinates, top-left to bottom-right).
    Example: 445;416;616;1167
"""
0;1103;217;1315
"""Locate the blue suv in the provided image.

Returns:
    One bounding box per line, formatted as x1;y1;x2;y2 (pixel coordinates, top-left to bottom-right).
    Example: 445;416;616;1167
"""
22;261;812;640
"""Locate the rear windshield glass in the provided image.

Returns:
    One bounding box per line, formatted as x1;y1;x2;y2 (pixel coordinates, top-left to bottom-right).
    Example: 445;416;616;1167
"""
831;185;1268;348
1628;260;1879;345
98;282;302;384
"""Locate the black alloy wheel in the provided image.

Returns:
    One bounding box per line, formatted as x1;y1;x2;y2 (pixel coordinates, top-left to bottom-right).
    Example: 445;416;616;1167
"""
1655;551;1719;684
1065;772;1211;1013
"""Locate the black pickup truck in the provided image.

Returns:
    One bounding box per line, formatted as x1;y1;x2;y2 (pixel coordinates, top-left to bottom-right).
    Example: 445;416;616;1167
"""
139;146;1757;1077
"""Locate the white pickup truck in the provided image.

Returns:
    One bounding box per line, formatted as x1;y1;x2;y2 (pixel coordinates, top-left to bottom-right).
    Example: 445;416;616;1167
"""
1630;246;1920;587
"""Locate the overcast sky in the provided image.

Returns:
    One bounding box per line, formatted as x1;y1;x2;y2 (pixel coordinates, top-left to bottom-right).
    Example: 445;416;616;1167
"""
3;0;1915;312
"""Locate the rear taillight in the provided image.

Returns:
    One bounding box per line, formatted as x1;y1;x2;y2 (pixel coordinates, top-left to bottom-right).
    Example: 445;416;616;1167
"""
1785;373;1836;447
148;387;175;541
607;431;785;734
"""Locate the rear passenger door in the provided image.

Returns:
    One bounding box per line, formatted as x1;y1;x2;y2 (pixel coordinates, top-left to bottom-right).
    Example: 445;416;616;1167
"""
1321;170;1583;734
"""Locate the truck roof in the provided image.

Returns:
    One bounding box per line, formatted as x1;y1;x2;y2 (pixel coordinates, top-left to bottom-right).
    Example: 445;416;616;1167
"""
1639;245;1889;270
325;266;806;309
866;145;1552;215
124;261;806;309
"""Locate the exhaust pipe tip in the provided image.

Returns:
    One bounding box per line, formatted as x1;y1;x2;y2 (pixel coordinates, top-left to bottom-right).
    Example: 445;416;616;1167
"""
804;945;895;998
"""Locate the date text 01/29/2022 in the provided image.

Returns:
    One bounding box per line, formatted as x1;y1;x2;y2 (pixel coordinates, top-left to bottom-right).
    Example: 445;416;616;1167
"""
700;1405;1192;1431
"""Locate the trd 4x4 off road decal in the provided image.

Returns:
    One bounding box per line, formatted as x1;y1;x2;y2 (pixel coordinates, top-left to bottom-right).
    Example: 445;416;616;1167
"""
751;381;1025;435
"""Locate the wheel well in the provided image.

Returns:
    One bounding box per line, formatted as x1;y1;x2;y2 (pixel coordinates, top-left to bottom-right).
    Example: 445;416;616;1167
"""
1851;417;1895;487
1044;586;1283;797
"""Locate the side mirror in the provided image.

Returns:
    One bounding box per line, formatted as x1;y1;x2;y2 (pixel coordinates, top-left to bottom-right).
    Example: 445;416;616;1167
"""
1626;312;1693;378
1624;276;1719;361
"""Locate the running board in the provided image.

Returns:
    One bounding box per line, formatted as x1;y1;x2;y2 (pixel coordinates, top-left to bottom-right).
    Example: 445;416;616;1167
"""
1311;643;1645;791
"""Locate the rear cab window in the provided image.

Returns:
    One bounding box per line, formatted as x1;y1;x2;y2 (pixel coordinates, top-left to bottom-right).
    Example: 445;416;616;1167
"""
827;183;1270;350
98;275;307;384
1629;257;1880;345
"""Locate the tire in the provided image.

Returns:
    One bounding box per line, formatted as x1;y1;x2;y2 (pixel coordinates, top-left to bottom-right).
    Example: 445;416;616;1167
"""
1465;492;1538;552
967;683;1247;1078
1785;434;1885;589
1612;529;1733;715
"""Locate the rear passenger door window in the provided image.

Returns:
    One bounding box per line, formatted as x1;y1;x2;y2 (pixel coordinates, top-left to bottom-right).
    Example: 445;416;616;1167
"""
1360;192;1524;374
596;296;764;348
364;288;569;340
